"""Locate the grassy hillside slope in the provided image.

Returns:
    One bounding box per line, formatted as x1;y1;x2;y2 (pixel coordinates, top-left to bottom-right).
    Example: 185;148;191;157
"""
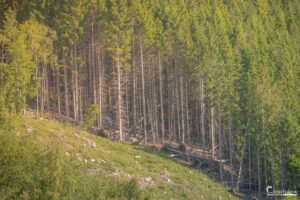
24;114;236;200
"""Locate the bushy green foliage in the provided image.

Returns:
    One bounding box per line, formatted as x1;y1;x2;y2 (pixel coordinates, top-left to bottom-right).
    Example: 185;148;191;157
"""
0;8;56;114
0;115;148;200
0;9;35;113
84;104;99;128
287;154;300;189
72;176;146;200
287;155;300;172
106;179;143;200
0;121;76;200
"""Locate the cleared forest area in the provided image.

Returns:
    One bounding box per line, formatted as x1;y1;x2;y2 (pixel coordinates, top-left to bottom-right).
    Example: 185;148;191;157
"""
0;0;299;199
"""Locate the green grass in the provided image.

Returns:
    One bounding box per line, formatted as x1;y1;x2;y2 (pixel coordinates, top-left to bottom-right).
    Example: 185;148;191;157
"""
25;115;236;200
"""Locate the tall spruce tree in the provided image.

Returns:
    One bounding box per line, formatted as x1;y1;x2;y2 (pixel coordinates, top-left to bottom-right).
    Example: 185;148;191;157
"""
105;0;133;141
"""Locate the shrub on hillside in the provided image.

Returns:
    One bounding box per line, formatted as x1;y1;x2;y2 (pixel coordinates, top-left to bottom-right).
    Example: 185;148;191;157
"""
0;121;76;200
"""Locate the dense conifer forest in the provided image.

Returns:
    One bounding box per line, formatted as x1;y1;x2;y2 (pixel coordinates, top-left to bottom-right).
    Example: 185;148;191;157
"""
0;0;299;199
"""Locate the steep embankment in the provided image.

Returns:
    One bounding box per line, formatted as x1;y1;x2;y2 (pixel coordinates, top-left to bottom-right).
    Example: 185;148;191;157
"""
24;114;236;200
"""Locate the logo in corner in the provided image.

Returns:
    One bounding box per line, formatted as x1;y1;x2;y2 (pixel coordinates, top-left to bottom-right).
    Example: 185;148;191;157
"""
266;186;298;197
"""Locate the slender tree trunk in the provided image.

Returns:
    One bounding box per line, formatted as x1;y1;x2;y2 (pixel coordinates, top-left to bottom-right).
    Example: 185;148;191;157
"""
41;63;45;117
249;129;252;193
262;111;268;188
257;135;261;199
45;65;50;112
185;81;190;144
79;85;82;121
153;78;158;144
257;108;264;199
56;68;61;116
88;44;92;104
125;70;130;132
211;106;215;159
200;78;205;149
196;100;200;141
167;55;172;141
117;44;123;141
151;58;157;144
97;45;103;127
75;66;79;121
229;111;234;188
91;11;97;106
158;51;165;143
63;50;69;118
140;36;147;144
180;74;185;144
148;94;155;144
264;145;268;188
132;37;137;137
218;91;223;181
36;58;39;116
75;43;79;122
175;58;181;142
71;47;77;121
236;120;249;192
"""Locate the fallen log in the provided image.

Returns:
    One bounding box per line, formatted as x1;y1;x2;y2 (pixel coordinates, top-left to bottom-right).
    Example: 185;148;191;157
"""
165;147;185;155
228;188;246;198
